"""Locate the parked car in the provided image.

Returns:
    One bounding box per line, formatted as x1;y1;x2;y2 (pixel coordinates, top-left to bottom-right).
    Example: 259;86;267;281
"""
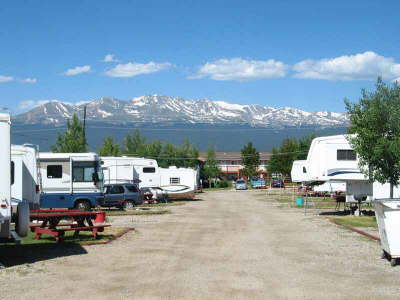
103;184;143;210
235;179;248;190
271;178;285;188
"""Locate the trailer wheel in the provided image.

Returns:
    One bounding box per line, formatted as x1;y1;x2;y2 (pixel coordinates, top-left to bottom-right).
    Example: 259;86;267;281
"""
75;200;91;211
123;201;135;211
391;258;397;267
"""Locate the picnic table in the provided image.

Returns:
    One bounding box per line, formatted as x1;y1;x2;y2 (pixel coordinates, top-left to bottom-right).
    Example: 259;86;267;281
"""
30;209;110;242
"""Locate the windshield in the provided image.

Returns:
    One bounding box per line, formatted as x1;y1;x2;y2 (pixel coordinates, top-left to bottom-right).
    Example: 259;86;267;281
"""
237;180;245;184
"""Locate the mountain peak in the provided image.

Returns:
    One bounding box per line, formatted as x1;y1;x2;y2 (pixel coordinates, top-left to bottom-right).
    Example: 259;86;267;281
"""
13;94;348;128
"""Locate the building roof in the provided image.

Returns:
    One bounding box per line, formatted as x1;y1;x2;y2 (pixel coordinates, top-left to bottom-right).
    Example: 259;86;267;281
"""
198;152;271;161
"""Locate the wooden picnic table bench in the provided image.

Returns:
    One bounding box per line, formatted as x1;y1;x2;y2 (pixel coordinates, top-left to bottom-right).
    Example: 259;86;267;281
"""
30;210;110;242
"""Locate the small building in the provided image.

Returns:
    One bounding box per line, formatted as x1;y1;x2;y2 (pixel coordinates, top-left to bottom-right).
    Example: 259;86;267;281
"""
198;152;271;180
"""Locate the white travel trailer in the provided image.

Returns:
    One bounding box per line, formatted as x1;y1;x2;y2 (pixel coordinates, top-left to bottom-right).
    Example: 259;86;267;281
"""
291;160;309;183
11;144;41;209
306;134;372;202
313;182;346;194
159;166;197;199
101;156;160;188
0;113;12;239
0;114;29;240
306;134;399;202
291;160;346;194
39;152;104;210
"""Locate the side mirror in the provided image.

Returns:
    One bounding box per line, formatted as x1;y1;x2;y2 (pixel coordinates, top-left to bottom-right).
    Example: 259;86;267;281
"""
92;172;100;185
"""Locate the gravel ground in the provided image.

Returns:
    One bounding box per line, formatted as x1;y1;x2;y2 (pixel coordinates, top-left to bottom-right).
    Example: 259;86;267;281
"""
1;190;400;299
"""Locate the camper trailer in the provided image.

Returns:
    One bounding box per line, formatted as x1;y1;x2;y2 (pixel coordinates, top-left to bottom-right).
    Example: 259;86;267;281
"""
101;156;160;188
11;144;40;210
0;114;29;240
39;152;105;210
306;135;372;202
306;134;399;202
291;160;309;183
159;166;197;199
291;159;346;195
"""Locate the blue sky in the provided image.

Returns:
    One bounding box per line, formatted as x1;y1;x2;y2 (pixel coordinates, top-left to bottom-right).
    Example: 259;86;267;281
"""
1;0;400;113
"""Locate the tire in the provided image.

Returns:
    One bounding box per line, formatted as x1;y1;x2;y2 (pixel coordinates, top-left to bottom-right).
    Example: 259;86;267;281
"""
16;201;29;237
123;201;135;211
75;200;91;211
391;258;397;267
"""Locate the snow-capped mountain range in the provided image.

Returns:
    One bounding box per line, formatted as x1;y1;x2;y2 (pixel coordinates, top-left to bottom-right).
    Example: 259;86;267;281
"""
14;95;349;128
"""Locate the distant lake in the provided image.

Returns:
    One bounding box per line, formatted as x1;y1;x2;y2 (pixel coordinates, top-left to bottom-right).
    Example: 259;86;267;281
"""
11;123;348;152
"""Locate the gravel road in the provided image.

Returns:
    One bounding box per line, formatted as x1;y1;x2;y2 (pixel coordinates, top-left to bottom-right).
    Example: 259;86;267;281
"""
1;190;400;299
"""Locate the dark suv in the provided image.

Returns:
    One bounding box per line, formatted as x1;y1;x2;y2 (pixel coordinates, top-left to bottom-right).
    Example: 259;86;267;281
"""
103;184;143;210
271;178;285;188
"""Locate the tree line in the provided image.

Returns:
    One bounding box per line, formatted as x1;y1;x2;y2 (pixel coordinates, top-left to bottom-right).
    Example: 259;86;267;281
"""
267;134;316;177
51;116;199;168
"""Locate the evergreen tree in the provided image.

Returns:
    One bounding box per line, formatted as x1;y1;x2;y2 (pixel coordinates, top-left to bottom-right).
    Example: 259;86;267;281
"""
51;114;88;153
99;137;120;156
240;142;260;178
346;78;400;198
297;134;316;160
123;129;146;156
203;147;220;182
278;138;299;176
267;147;280;175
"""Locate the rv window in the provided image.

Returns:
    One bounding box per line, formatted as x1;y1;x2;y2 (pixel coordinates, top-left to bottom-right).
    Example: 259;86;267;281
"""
143;167;156;173
302;166;307;173
337;150;357;161
170;177;180;184
73;162;96;182
47;165;62;178
11;161;14;185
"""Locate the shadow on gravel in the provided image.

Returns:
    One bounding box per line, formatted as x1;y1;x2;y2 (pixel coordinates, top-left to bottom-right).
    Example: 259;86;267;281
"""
319;210;375;217
319;211;350;216
0;243;87;267
173;198;204;202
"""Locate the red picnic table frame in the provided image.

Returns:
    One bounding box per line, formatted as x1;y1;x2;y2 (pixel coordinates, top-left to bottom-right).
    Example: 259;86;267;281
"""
30;209;110;242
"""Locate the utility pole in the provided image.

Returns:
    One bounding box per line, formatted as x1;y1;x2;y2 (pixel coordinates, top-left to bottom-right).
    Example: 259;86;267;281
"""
83;105;87;138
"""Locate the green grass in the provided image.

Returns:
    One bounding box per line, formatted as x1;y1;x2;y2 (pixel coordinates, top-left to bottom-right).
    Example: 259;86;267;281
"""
203;187;233;191
105;209;170;216
331;216;378;228
0;226;131;246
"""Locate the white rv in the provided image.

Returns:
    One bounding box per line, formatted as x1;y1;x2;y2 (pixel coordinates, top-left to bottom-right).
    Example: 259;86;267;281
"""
11;144;41;209
306;134;398;202
159;166;197;199
101;156;160;188
291;159;346;194
39;152;105;210
0;114;29;240
291;160;309;183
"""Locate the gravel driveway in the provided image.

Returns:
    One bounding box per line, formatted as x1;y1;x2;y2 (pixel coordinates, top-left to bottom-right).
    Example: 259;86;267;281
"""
1;190;400;299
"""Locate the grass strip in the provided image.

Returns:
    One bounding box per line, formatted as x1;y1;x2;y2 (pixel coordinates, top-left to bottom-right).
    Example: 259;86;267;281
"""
330;216;377;228
105;209;170;216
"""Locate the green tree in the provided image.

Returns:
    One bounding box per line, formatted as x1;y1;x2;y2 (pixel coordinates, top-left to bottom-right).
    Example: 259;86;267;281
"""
297;134;316;160
123;129;146;156
267;147;280;175
241;142;260;178
345;78;400;198
145;140;162;159
51;114;88;153
278;137;299;176
99;137;120;156
202;147;220;182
